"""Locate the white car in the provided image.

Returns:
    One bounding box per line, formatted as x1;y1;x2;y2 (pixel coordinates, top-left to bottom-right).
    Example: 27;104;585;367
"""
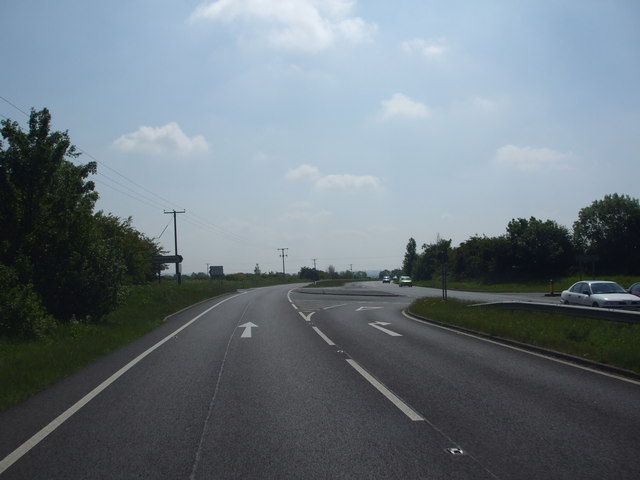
560;280;640;309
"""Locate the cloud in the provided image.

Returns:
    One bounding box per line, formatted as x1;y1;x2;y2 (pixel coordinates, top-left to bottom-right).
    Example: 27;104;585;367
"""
380;93;429;119
112;122;209;155
286;164;380;191
493;145;574;172
189;0;377;52
315;174;380;190
281;202;332;222
401;37;448;59
473;96;497;112
285;164;320;181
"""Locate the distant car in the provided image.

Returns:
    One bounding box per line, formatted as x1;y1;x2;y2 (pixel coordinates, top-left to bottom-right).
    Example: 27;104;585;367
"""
398;276;413;287
382;276;391;283
628;282;640;297
560;280;640;309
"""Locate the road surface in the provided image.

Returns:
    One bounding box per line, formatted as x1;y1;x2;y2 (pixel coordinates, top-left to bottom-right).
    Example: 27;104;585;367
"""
1;283;639;479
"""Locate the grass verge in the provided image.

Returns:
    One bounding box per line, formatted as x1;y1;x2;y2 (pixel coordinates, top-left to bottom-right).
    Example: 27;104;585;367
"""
416;275;639;293
408;297;640;374
0;278;291;412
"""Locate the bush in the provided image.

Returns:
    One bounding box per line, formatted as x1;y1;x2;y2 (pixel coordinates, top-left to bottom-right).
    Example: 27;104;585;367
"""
0;263;56;338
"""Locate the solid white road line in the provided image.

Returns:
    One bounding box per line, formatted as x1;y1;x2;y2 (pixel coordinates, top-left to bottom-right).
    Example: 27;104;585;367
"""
0;291;249;475
346;359;425;422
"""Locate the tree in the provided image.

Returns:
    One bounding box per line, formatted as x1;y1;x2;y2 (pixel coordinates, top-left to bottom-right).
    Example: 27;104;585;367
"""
506;217;574;277
0;108;161;332
327;264;337;279
412;237;451;281
450;235;510;281
402;238;417;275
573;193;640;274
378;269;391;279
0;109;102;319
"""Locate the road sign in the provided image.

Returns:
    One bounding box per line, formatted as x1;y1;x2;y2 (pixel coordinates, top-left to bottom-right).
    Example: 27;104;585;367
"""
152;255;183;264
209;265;224;276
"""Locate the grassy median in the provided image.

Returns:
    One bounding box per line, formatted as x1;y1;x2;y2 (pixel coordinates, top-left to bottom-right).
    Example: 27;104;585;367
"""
408;297;640;374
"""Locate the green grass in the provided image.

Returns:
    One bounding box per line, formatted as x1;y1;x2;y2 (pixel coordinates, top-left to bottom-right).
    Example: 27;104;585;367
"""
408;297;640;374
416;275;638;293
304;279;372;288
0;277;291;412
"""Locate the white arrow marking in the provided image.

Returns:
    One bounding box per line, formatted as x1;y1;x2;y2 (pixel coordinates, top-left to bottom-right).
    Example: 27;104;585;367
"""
239;322;258;338
368;321;402;337
356;306;384;311
299;311;315;322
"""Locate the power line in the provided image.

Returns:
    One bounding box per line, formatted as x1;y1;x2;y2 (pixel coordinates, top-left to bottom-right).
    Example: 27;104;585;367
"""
0;94;275;251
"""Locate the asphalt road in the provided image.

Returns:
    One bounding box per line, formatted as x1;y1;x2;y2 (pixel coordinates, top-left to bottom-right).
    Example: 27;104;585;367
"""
2;283;639;479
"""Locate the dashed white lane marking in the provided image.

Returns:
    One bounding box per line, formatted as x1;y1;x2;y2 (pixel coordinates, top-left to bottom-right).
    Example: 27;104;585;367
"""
346;359;425;422
312;326;336;346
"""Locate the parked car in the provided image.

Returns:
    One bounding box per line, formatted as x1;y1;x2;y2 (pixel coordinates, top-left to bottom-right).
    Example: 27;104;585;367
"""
560;280;640;309
628;282;640;297
382;276;391;283
398;276;413;287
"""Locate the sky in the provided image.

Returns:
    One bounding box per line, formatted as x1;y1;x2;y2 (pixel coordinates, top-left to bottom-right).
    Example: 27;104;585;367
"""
2;0;639;275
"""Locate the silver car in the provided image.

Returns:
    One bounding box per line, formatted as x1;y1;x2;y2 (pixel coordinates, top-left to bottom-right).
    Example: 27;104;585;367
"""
560;280;640;309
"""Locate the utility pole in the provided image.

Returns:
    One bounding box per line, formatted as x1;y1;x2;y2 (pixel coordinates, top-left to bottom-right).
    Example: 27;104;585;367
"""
312;258;318;284
164;209;185;284
278;248;288;277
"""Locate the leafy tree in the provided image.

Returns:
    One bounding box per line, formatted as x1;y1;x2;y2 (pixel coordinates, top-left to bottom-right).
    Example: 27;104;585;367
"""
0;108;162;333
450;235;510;281
0;108;103;319
378;269;391;279
93;213;161;284
506;217;574;277
327;264;337;279
298;266;316;280
402;238;417;275
412;237;451;281
573;193;640;274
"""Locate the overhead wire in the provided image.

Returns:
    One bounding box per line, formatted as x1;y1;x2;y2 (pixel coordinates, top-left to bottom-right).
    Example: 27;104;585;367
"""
0;95;276;252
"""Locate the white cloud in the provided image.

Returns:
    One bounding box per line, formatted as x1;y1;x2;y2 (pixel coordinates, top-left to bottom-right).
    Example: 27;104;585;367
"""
285;164;321;181
112;123;209;155
316;173;380;190
401;37;448;59
473;96;497;112
281;202;332;222
493;145;574;172
381;93;429;119
189;0;377;52
286;164;380;191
